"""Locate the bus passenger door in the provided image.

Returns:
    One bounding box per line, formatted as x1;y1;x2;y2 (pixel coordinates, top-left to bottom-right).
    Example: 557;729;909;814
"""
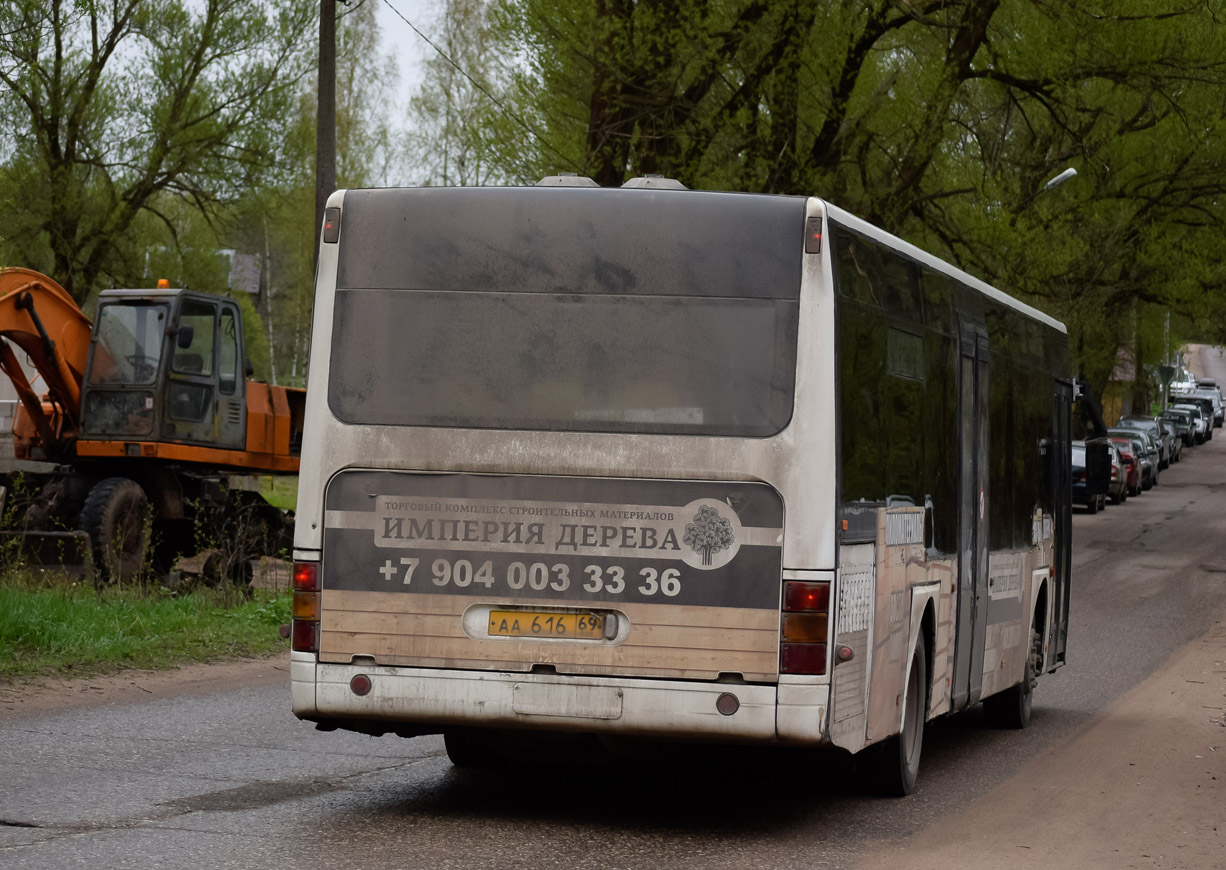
952;324;990;709
1049;379;1074;668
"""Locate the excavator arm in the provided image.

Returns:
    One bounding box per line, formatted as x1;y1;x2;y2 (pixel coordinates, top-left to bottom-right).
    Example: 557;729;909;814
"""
0;267;94;460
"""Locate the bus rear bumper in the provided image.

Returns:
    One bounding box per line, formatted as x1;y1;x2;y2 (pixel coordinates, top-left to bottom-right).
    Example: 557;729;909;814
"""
291;652;828;743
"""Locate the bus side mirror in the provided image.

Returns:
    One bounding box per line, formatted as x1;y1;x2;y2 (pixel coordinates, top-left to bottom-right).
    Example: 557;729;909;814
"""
176;325;195;349
245;357;254;377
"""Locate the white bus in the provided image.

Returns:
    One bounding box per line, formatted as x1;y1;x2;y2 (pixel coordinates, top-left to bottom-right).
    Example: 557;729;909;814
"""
290;177;1075;794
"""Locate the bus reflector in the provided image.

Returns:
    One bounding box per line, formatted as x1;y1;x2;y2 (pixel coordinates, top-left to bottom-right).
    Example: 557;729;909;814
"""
780;579;830;675
350;674;373;696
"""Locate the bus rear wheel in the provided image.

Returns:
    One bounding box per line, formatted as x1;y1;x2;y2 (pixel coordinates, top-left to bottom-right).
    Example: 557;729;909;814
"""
868;638;927;796
984;625;1041;729
444;729;506;769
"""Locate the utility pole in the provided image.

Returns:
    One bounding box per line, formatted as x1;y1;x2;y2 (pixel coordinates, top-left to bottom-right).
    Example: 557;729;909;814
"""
315;0;336;268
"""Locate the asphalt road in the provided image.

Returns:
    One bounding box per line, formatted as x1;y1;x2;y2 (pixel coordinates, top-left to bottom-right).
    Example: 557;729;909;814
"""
2;361;1225;869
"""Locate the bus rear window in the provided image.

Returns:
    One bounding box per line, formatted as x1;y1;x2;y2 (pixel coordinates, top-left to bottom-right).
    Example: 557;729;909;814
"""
328;289;798;436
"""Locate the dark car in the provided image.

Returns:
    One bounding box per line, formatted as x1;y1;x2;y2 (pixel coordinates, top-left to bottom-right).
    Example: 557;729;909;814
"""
1071;440;1106;513
1162;407;1197;447
1106;441;1128;504
1171;402;1209;443
1111;437;1143;497
1171;391;1221;432
1109;428;1158;490
1160;419;1182;462
1116;416;1172;468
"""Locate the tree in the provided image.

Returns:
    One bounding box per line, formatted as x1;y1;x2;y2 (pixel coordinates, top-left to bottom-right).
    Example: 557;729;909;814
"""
406;0;523;186
0;0;314;303
423;0;1226;381
221;0;404;386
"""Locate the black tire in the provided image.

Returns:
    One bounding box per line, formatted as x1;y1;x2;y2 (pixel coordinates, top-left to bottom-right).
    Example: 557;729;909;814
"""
868;638;927;796
444;729;507;769
1111;488;1123;506
1085;496;1098;514
79;477;149;583
984;625;1041;729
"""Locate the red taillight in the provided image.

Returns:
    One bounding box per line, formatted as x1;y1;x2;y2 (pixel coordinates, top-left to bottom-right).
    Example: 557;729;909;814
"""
784;581;830;611
781;643;828;675
293;562;319;591
291;619;319;653
292;561;321;653
780;579;830;675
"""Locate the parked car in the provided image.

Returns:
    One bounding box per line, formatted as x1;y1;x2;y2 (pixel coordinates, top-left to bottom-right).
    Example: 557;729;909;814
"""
1171;386;1223;428
1160;419;1182;462
1111;437;1143;497
1161;407;1197;447
1109;428;1158;490
1171;402;1209;443
1172;397;1216;439
1071;440;1107;513
1106;441;1128;504
1116;416;1172;469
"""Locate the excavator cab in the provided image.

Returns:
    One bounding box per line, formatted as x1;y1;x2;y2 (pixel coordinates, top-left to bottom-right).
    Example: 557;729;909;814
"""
1;268;301;582
80;289;249;451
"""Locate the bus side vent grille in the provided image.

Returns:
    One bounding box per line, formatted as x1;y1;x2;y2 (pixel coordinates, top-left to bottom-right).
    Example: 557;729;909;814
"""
885;511;924;546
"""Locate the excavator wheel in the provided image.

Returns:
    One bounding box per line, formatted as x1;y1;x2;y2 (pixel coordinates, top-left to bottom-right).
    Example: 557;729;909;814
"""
79;477;150;583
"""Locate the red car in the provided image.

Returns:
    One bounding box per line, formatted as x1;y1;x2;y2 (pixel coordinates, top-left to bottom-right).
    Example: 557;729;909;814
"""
1109;436;1142;497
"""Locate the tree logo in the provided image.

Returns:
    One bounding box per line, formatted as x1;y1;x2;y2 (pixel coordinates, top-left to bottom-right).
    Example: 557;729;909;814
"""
683;504;736;567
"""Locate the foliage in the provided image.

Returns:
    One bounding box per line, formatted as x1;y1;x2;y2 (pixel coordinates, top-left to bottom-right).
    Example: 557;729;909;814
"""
406;0;522;185
0;568;290;681
0;0;315;304
226;0;404;385
427;0;1226;382
259;475;299;512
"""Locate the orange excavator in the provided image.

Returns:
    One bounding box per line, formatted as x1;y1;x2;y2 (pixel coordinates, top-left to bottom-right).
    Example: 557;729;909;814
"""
0;266;304;580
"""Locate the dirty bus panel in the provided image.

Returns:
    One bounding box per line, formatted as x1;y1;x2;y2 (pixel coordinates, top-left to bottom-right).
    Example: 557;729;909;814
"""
291;182;1072;795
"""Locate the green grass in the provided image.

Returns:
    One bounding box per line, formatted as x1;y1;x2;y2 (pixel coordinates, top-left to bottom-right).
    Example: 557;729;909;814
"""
0;570;291;682
258;474;299;511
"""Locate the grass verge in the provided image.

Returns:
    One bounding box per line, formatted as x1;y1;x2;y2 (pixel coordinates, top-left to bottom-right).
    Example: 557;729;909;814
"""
258;474;299;511
0;568;290;682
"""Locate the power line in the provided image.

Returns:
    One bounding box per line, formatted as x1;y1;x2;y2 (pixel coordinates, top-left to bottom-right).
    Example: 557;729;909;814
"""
380;0;579;173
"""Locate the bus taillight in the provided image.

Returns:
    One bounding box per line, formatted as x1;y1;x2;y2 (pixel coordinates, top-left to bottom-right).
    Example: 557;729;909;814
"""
291;561;321;654
780;580;830;675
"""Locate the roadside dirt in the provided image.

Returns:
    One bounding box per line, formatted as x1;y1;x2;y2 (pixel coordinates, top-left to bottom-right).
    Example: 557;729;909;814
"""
0;654;288;718
856;613;1226;870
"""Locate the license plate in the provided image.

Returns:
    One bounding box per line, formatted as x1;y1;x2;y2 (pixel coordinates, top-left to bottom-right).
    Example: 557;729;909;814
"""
488;610;605;640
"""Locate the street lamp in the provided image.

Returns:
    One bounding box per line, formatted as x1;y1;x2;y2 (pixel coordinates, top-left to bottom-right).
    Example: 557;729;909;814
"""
1043;167;1078;190
1010;166;1078;227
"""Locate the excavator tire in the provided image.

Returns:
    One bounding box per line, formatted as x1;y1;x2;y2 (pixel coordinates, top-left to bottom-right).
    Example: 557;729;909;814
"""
79;477;150;583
